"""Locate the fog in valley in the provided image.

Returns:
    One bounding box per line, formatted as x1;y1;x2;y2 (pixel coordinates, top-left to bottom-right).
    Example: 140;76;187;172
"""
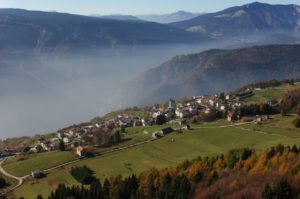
0;30;298;140
0;43;220;139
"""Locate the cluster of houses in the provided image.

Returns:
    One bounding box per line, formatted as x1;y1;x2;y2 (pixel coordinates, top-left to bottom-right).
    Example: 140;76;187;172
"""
9;91;251;159
148;93;243;123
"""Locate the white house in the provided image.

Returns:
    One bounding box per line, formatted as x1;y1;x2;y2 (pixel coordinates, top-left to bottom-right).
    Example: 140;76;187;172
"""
63;137;70;144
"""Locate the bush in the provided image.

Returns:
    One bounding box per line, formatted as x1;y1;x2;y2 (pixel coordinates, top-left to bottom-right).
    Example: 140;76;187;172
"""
293;116;300;128
0;176;8;188
70;166;95;184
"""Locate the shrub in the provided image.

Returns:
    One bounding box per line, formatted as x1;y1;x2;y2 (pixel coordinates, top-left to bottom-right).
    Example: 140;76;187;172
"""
70;166;95;184
0;176;8;188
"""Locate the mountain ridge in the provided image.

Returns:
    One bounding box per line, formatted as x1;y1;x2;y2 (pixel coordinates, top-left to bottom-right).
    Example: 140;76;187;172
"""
125;44;300;105
170;2;300;38
0;8;209;52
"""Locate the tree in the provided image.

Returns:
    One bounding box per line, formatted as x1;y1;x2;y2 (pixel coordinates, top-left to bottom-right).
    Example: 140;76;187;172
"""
207;171;218;186
0;176;8;188
36;195;43;199
113;130;121;143
70;166;95;185
241;148;252;160
156;114;167;125
179;175;191;199
103;179;110;199
261;184;274;199
296;103;300;116
159;173;172;199
274;179;292;199
89;179;102;199
169;176;181;198
291;144;299;153
220;93;225;101
293;116;300;128
58;139;65;151
193;171;204;183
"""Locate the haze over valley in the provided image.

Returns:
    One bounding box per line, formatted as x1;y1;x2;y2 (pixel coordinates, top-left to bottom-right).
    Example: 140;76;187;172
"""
0;2;300;139
2;1;300;199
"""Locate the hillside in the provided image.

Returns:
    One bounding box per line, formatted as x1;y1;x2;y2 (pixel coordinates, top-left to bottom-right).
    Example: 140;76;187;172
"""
0;79;298;198
171;2;300;39
29;145;300;199
9;114;300;198
0;9;209;53
125;44;300;105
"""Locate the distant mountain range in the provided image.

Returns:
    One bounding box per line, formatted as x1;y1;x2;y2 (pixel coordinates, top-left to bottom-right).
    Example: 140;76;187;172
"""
125;44;300;105
91;14;141;21
92;11;201;23
137;11;201;23
1;2;300;53
0;9;209;52
171;2;300;39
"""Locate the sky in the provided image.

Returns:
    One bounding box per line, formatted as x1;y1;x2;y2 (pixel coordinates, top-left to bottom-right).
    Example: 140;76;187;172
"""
0;0;299;15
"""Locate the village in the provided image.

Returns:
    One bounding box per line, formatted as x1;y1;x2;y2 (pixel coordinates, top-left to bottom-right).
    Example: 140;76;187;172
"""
0;89;278;162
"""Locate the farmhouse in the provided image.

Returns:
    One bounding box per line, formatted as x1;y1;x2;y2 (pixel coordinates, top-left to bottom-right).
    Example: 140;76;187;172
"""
227;112;239;122
76;146;87;157
31;170;44;178
152;127;174;139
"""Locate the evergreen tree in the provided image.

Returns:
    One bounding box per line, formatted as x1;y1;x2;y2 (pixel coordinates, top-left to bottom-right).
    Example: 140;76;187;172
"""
0;176;8;188
90;179;102;199
113;130;121;143
193;171;204;183
261;184;274;199
207;171;218;186
274;179;292;199
158;173;172;199
103;179;110;199
291;145;299;153
59;139;65;151
146;180;156;199
36;195;43;199
169;176;181;198
293;116;300;128
156;114;167;125
179;175;191;199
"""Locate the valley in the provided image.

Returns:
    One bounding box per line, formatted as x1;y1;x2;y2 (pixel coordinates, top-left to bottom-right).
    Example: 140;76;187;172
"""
1;1;300;198
0;82;300;198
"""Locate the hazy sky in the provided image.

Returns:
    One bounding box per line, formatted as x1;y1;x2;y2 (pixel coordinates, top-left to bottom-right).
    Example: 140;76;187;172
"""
0;0;299;15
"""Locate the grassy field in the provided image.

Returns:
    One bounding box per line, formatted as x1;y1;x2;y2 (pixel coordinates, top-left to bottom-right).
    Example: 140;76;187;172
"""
3;151;77;177
6;83;300;198
13;116;300;199
243;83;300;104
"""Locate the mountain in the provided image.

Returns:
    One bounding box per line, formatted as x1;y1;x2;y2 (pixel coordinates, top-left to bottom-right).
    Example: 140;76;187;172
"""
137;11;201;24
125;44;300;105
0;9;209;52
170;2;300;38
91;14;142;21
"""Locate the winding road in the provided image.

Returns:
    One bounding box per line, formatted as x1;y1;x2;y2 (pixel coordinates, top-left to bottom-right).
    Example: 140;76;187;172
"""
0;158;29;195
0;138;157;195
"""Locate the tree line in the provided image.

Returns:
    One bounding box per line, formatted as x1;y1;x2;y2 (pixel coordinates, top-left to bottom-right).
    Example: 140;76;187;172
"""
22;144;300;199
